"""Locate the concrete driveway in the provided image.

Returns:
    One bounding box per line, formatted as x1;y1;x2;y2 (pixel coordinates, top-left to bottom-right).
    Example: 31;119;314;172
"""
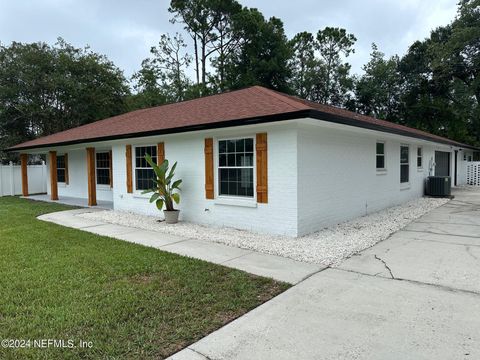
170;188;480;360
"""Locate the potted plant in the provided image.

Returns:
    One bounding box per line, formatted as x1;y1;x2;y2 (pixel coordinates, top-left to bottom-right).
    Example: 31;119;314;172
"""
142;154;182;224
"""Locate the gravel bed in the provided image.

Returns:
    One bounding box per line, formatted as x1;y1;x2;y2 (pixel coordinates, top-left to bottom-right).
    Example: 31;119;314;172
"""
78;197;449;266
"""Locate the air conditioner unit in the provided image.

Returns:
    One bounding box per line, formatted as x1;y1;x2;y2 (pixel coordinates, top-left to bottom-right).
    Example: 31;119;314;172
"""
426;176;451;197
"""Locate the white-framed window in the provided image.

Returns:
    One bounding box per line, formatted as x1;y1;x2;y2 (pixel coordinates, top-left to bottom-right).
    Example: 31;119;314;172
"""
218;137;254;198
57;155;66;183
417;147;423;168
376;142;386;170
400;145;409;183
134;145;157;191
96;151;111;186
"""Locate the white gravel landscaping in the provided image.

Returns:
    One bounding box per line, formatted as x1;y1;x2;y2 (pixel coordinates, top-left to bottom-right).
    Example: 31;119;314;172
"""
78;197;449;266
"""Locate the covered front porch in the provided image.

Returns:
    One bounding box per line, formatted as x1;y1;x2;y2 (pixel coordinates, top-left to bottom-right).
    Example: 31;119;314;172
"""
26;194;113;209
19;145;114;208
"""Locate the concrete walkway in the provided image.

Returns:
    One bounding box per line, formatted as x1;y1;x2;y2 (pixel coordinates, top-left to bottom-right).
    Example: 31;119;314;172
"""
37;209;324;284
169;188;480;360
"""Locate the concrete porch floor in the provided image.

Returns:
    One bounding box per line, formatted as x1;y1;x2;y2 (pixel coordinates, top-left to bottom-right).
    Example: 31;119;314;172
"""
25;194;113;210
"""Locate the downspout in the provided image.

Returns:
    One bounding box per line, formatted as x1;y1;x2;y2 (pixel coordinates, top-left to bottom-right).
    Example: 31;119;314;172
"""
454;150;458;186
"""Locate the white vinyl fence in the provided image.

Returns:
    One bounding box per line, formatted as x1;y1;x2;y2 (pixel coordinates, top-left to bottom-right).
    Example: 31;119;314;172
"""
466;162;480;186
0;162;47;196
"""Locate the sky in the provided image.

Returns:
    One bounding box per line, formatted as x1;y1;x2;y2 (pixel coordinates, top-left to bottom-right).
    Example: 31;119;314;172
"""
0;0;459;80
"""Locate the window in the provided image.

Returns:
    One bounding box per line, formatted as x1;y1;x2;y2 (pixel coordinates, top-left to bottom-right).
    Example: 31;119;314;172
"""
376;142;385;170
218;138;254;197
57;155;66;183
400;145;409;183
135;146;157;191
417;147;423;168
96;152;111;185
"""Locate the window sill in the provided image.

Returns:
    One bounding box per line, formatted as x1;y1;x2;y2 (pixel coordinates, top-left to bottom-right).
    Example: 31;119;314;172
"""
417;168;424;172
58;183;67;188
376;169;387;175
215;198;257;208
97;185;112;191
133;193;150;199
400;183;411;190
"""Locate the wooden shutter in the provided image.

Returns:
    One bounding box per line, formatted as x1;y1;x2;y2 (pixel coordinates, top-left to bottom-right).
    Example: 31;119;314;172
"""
204;138;214;199
126;145;133;193
49;151;58;200
109;150;113;188
157;142;165;165
64;153;69;185
256;133;268;203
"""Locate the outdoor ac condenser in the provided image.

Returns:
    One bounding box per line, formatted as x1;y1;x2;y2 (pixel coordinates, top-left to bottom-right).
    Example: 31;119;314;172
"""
426;176;451;197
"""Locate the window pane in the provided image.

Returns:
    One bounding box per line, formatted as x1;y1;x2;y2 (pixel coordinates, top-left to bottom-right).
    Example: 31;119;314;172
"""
227;140;235;152
376;143;384;155
376;155;385;169
400;146;409;163
245;138;253;152
400;164;409;183
96;168;110;185
219;154;226;167
227;153;235;166
136;168;155;190
57;155;65;169
219;140;226;154
57;169;65;183
417;157;422;168
236;139;245;152
417;147;422;157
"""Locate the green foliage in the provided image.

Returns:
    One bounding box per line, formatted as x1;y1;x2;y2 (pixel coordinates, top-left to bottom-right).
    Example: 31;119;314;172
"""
0;38;129;161
141;155;182;211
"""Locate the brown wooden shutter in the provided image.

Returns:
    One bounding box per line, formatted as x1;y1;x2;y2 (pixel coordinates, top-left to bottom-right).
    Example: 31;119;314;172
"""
204;138;214;199
64;153;69;185
256;133;268;203
20;153;28;197
49;151;59;201
126;145;133;193
109;150;113;188
157;142;165;165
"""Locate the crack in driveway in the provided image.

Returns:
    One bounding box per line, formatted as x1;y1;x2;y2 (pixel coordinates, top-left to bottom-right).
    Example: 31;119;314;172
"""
374;255;395;279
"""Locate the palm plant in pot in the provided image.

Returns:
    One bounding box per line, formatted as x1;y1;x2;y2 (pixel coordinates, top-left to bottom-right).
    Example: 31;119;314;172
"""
142;154;182;224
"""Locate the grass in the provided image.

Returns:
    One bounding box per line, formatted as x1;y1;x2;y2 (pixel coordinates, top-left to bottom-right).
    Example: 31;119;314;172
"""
0;197;289;359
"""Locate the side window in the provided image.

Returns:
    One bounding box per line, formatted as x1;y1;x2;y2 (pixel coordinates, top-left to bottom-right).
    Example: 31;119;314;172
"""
376;142;385;170
417;147;423;168
218;138;254;197
135;146;157;190
96;152;111;185
400;145;409;183
57;155;66;183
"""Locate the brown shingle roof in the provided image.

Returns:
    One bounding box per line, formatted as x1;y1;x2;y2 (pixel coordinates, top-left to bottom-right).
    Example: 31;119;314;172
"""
9;85;477;151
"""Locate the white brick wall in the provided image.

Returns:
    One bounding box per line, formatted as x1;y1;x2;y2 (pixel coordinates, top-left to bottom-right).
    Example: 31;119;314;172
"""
296;119;455;236
112;123;299;236
41;118;466;237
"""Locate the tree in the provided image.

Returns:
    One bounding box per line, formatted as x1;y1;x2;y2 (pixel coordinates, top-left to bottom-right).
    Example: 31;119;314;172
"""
312;27;356;106
288;31;317;99
131;33;191;108
0;39;129;161
223;8;292;92
355;44;402;121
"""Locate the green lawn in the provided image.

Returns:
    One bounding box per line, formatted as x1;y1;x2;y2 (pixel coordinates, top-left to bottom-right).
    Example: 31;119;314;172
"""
0;197;289;359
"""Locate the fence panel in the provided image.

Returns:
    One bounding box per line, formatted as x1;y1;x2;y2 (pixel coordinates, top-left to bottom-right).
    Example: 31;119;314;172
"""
0;162;47;196
466;162;480;186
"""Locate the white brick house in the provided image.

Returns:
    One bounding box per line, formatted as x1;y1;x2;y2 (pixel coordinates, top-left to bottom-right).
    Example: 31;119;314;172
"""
9;86;479;236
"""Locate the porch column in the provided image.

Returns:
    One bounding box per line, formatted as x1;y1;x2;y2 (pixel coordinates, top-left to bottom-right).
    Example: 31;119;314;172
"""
20;153;28;197
86;147;97;206
49;151;58;200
